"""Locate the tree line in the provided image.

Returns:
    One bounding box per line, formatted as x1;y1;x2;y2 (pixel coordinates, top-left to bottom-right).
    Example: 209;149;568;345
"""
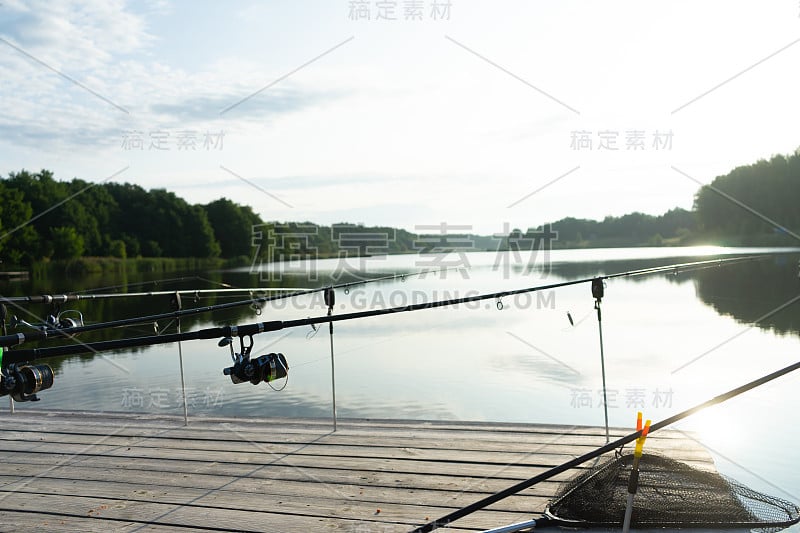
0;170;422;265
693;151;800;243
512;149;800;248
1;151;797;264
508;207;697;249
0;169;263;264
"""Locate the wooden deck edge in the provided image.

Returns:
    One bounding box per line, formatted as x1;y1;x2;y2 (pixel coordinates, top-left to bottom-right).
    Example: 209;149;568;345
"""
1;408;692;437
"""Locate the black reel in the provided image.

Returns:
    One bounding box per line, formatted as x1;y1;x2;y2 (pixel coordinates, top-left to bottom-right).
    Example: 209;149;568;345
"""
220;335;288;386
0;363;55;402
224;352;289;385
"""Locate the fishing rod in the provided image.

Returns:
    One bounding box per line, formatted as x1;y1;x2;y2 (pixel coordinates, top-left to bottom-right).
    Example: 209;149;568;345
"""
1;255;765;358
0;286;304;304
411;357;800;532
0;267;465;346
0;287;303;343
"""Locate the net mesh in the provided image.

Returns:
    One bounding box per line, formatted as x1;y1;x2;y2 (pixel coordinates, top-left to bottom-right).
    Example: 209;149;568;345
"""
545;452;800;530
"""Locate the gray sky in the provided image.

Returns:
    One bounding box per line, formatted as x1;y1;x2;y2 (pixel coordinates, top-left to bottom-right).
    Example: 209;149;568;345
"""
1;0;798;233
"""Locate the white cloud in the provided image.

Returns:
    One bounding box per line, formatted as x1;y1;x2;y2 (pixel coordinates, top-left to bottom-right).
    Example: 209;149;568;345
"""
1;0;798;231
0;0;151;67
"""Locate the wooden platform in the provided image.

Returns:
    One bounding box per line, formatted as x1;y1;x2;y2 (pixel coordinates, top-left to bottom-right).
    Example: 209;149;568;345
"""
0;270;29;280
0;411;714;532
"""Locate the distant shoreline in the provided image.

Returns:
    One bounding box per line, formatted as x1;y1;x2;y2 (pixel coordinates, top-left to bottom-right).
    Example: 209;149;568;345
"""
7;237;798;279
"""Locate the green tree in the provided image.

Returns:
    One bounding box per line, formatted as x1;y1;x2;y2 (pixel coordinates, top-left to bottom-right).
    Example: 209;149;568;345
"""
204;198;263;258
51;226;85;259
108;239;126;259
695;152;800;242
0;182;38;264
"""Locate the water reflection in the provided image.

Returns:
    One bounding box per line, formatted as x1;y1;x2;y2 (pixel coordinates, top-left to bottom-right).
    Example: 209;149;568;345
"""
692;255;800;336
4;248;800;530
546;253;800;337
2;248;797;417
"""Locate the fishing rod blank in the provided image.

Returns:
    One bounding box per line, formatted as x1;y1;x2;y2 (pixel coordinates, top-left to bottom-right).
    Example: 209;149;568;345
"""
0;287;302;304
411;358;800;532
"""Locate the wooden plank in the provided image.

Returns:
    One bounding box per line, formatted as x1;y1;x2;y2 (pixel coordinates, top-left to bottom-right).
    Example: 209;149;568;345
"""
0;411;720;532
0;474;544;526
0;421;657;448
0;431;714;466
1;410;694;439
0;490;507;531
0;467;547;513
0;443;715;492
0;452;577;495
0;511;214;532
0;418;711;450
0;440;714;484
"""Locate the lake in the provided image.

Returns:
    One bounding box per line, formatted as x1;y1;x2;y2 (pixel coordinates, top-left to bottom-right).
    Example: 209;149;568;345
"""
4;245;800;527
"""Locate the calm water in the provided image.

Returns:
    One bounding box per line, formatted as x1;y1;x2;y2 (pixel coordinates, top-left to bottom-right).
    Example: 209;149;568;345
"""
4;246;800;525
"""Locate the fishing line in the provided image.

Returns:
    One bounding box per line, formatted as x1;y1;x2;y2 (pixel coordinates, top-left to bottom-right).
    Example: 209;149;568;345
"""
157;319;176;336
192;276;235;289
265;356;289;392
305;323;320;340
64;276;209;295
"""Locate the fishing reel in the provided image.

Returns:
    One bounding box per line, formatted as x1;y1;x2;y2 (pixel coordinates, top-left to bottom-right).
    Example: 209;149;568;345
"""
11;310;84;333
220;335;288;386
0;363;55;402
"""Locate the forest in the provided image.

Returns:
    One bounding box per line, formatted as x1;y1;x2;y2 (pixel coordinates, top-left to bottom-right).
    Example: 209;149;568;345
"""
508;150;800;249
0;150;797;265
0;170;421;266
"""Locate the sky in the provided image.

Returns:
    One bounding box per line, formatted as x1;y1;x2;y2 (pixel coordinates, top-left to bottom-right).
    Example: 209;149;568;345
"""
0;0;798;234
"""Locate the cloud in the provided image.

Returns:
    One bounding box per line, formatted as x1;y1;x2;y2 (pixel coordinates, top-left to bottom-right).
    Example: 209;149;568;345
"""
150;87;347;123
0;0;152;69
0;0;155;147
0;121;120;148
175;173;391;191
0;1;350;149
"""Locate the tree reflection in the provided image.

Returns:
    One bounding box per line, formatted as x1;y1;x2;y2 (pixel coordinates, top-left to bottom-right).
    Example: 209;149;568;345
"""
692;254;800;337
547;253;800;337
